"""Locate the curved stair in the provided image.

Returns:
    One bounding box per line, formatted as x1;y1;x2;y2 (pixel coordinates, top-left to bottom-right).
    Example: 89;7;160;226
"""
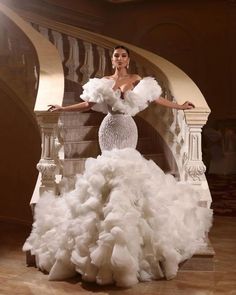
59;111;169;179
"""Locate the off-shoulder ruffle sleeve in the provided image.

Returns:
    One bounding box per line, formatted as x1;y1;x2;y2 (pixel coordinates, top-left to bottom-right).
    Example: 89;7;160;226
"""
132;77;162;102
80;76;162;116
80;78;114;114
115;77;162;116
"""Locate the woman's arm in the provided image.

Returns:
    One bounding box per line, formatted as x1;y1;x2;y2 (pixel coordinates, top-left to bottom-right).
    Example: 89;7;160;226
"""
48;101;96;112
155;97;195;110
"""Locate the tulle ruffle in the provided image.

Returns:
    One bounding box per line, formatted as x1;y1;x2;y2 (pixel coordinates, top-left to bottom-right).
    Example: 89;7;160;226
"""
80;77;162;116
23;148;212;287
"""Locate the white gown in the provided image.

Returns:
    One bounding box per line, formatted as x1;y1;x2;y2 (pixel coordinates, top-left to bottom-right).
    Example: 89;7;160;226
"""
23;77;212;287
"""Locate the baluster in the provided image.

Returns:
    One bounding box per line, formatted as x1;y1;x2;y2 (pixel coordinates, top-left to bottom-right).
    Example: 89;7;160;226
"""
104;48;112;75
80;41;94;83
38;26;49;40
168;107;180;173
51;30;65;63
174;109;189;180
65;36;80;82
96;46;106;77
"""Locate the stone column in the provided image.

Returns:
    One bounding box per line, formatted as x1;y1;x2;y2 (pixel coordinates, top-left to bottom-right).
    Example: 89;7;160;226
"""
35;111;60;196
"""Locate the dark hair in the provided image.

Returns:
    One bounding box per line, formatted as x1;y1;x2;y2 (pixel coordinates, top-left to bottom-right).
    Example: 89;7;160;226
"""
112;45;130;57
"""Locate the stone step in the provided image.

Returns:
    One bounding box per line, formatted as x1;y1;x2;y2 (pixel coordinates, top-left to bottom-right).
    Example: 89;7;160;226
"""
62;158;87;176
179;241;215;272
62;152;167;176
137;137;162;154
59;124;152;142
64;140;100;158
59;113;150;136
64;137;162;158
144;153;169;171
59;112;105;127
60;126;99;141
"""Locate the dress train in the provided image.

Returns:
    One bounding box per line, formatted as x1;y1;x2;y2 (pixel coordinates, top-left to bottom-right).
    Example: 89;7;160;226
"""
23;148;212;287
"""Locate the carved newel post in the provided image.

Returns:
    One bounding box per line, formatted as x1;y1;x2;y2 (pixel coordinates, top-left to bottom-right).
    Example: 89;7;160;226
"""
184;109;211;207
185;124;206;184
36;111;60;195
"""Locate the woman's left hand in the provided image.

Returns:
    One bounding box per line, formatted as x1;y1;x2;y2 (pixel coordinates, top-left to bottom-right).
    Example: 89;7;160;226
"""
47;104;64;112
180;101;195;110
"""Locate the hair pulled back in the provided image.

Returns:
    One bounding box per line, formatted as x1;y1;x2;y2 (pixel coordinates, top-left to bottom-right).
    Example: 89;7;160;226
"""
112;45;130;57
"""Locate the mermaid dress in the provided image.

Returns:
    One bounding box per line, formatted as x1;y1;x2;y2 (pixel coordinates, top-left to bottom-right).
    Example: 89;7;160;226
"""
23;77;212;287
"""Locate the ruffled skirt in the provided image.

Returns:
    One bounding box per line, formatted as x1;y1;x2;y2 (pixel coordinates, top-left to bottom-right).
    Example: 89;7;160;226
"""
23;148;212;287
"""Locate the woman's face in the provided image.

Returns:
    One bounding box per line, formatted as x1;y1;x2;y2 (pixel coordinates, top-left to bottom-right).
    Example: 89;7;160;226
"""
111;48;130;70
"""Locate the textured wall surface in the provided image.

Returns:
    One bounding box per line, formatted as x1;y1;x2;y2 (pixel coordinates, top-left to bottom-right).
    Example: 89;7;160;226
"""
103;0;236;121
0;85;41;224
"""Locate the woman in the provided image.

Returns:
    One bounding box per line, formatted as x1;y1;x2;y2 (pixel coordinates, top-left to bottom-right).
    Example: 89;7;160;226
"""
24;45;212;287
48;46;194;113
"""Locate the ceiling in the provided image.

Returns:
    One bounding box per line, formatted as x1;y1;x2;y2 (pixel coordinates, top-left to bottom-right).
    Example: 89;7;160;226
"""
104;0;144;3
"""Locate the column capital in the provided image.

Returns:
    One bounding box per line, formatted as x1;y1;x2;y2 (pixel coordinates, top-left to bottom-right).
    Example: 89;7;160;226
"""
184;108;210;126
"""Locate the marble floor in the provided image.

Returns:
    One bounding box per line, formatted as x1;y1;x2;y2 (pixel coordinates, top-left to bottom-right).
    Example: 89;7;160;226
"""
0;216;236;295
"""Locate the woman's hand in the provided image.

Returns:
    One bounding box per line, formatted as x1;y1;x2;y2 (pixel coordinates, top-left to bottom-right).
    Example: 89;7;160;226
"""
155;97;195;110
48;104;64;112
179;101;195;110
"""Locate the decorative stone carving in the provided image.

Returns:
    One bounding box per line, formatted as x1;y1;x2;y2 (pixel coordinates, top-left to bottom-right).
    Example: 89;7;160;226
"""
37;159;57;192
184;125;206;184
185;163;206;182
35;113;60;195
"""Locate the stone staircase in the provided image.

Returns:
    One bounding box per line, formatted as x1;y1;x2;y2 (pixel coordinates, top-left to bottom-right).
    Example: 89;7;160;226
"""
59;111;170;180
0;7;213;273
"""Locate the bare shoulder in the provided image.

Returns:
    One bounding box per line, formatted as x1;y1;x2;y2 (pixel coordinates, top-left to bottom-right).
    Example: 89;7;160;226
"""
130;74;142;81
103;75;115;80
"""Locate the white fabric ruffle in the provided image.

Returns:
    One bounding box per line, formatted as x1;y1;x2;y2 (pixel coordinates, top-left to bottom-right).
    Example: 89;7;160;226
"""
80;77;162;116
23;148;212;287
